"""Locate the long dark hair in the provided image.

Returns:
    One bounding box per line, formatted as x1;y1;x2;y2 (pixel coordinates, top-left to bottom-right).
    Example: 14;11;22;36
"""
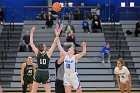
38;43;44;52
36;43;45;58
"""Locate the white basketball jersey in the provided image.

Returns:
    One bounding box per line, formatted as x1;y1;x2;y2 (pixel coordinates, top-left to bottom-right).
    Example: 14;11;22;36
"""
64;55;76;74
114;66;130;83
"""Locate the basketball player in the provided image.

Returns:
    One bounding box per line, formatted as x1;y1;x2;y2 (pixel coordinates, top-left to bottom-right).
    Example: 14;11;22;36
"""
114;58;131;93
20;56;36;93
55;52;65;93
30;26;60;93
56;36;87;93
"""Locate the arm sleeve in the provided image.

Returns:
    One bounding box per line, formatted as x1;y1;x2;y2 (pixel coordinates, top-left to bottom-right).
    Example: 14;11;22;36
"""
114;67;118;74
125;66;130;75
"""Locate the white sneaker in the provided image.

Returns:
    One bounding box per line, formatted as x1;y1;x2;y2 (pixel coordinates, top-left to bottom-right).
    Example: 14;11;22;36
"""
102;60;105;63
108;61;110;63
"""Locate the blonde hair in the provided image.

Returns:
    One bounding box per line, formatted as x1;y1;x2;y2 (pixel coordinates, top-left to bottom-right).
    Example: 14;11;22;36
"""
118;58;125;65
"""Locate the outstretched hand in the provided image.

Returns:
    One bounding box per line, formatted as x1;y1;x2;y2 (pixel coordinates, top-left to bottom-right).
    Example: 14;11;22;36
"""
81;42;87;47
31;26;35;33
55;28;60;37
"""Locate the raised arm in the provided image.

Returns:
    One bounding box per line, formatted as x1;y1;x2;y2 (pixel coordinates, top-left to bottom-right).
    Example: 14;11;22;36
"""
30;26;38;55
57;37;66;56
57;55;65;64
75;42;87;63
47;29;60;58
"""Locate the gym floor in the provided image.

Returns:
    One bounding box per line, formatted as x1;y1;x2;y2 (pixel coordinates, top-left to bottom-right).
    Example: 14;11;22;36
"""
3;91;140;93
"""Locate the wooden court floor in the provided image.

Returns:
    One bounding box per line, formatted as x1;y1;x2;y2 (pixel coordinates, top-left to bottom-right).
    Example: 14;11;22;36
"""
3;91;140;93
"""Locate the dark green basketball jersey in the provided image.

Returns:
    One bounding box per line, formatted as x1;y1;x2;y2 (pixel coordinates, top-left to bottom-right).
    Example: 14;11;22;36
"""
24;63;34;78
36;52;50;69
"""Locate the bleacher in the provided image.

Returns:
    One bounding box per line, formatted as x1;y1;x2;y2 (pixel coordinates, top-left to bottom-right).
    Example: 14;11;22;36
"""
9;20;116;91
0;25;3;37
120;20;137;37
103;21;140;89
0;24;23;89
0;20;140;92
121;20;140;86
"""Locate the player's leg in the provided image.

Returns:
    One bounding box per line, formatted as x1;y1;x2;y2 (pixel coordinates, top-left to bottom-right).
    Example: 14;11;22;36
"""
76;88;82;93
44;83;51;93
30;81;39;93
31;70;41;93
71;72;82;93
120;82;125;93
28;84;33;92
65;85;71;93
28;77;34;92
42;70;51;93
64;74;71;93
126;82;131;93
22;83;27;93
55;80;65;93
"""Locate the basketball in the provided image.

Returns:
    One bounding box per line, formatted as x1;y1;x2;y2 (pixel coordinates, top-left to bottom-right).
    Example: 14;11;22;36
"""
52;2;62;12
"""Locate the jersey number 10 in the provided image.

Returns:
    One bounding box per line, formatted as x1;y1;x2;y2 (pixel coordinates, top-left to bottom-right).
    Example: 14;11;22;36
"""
40;59;46;64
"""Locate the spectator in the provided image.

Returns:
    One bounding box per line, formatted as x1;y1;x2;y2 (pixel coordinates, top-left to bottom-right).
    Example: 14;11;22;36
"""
82;18;90;33
64;12;71;20
65;20;75;36
56;19;63;36
64;32;80;48
91;15;102;32
19;31;32;52
135;20;140;37
73;8;80;20
46;11;54;28
0;8;4;25
40;10;46;20
101;43;111;63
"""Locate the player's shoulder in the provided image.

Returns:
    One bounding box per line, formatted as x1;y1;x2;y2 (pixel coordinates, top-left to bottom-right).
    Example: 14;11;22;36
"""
114;66;118;70
22;63;26;68
32;63;36;66
22;63;26;66
114;67;119;71
122;66;128;69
